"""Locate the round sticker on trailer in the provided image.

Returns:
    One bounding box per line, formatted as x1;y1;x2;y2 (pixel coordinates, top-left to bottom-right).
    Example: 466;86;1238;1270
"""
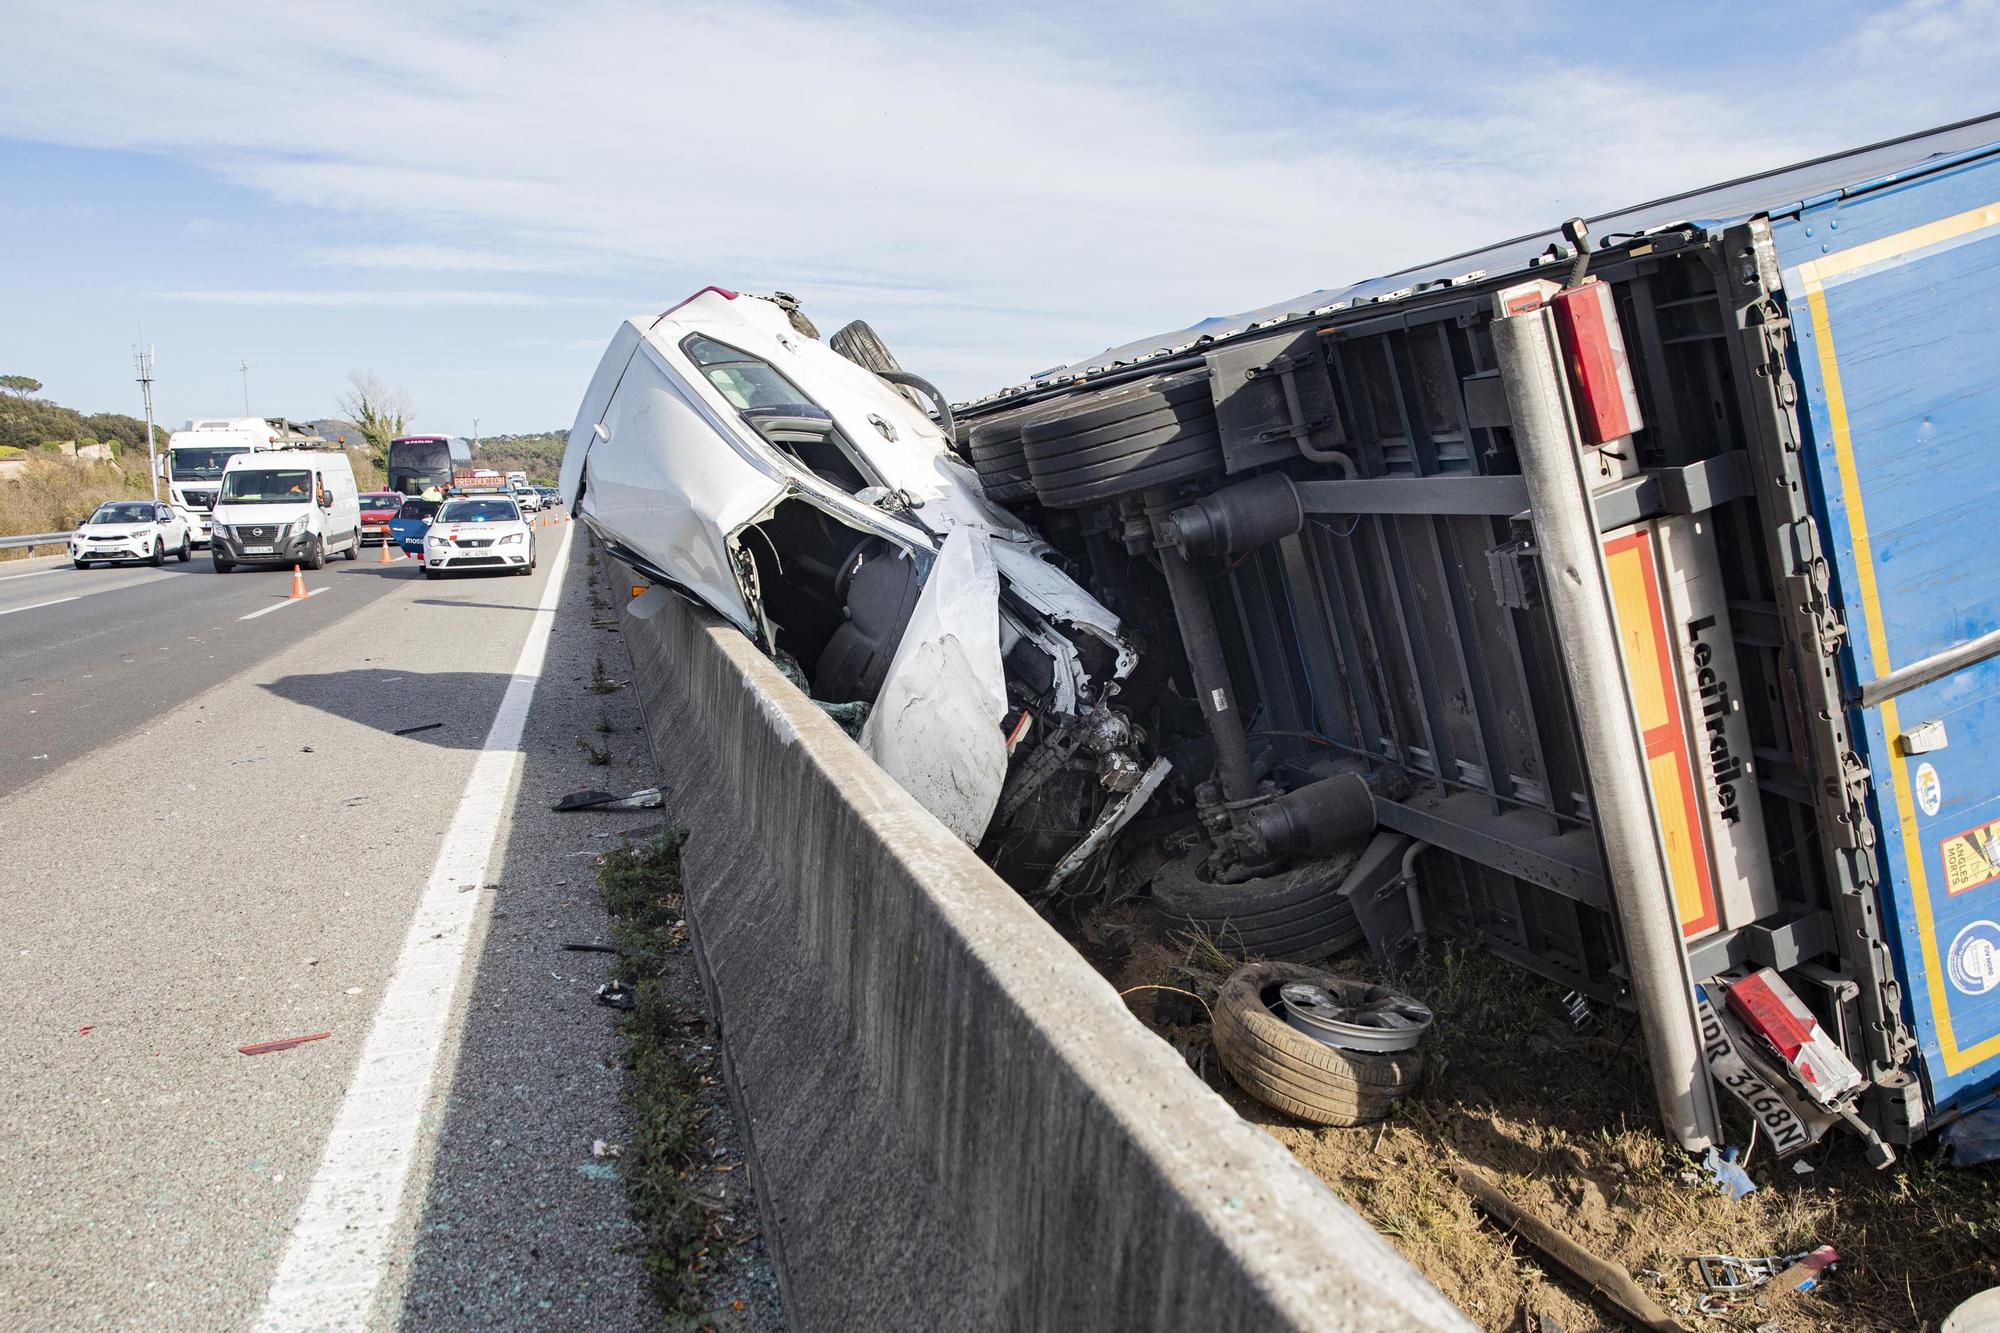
1947;920;2000;995
1916;762;1942;817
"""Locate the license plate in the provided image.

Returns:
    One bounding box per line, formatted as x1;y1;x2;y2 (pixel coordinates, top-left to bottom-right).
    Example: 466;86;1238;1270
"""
244;545;274;554
1696;990;1833;1155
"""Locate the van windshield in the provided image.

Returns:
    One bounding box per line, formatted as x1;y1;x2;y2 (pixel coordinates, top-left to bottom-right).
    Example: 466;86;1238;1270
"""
220;469;312;503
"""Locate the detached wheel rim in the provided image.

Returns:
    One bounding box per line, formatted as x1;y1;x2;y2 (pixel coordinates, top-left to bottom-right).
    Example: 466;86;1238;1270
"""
1275;979;1433;1053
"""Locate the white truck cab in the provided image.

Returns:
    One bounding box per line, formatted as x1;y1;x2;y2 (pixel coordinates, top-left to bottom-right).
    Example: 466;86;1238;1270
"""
162;417;287;546
209;450;362;572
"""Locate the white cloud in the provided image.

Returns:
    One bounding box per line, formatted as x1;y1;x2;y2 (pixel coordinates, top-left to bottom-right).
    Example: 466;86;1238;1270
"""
154;288;602;307
3;0;1992;395
307;245;593;274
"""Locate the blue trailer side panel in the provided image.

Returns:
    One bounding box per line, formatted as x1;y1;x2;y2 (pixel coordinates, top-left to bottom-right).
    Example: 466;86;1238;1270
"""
1773;155;2000;1112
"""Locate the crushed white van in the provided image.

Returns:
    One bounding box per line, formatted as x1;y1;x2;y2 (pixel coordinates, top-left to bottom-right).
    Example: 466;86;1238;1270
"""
560;288;1151;886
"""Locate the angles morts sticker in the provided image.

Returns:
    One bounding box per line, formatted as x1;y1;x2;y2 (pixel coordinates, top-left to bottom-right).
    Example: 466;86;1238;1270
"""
1942;816;2000;897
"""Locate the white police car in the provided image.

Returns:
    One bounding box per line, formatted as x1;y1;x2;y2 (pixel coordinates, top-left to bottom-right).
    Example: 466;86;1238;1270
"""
422;495;536;578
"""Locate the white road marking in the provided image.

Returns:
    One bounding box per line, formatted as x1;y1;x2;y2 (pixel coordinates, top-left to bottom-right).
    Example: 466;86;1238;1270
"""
0;596;81;617
253;525;574;1331
0;568;60;583
237;587;328;620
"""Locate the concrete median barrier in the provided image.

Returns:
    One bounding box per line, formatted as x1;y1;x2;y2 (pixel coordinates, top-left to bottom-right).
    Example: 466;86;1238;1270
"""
620;583;1469;1332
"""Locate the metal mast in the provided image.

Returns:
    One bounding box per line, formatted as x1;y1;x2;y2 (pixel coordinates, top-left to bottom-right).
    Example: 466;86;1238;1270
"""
133;344;160;502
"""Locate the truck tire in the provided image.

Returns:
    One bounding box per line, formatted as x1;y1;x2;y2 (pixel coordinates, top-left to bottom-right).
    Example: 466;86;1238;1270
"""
1212;960;1423;1126
1151;851;1362;961
828;319;902;375
965;403;1043;504
1021;371;1222;509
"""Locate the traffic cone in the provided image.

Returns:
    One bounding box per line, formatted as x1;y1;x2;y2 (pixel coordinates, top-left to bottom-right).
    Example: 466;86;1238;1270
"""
378;536;393;564
289;564;307;599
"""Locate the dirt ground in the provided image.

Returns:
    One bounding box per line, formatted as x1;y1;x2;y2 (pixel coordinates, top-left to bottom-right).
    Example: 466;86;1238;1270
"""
1073;907;1999;1332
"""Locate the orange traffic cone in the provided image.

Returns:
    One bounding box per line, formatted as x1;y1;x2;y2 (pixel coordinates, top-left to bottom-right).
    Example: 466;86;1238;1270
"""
289;564;307;599
378;536;393;564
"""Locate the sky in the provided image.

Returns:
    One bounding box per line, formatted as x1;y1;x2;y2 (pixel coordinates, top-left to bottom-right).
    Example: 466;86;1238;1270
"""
0;0;1994;436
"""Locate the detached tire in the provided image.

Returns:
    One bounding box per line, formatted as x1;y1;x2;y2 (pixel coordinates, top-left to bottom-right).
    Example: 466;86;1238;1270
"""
1213;960;1422;1126
1021;370;1223;508
1151;851;1362;962
828;319;902;375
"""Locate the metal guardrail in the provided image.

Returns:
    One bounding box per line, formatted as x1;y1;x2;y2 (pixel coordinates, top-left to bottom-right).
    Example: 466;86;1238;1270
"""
1;532;71;552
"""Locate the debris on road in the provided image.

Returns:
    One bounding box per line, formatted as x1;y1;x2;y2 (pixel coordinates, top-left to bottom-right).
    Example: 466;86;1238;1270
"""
1691;1250;1818;1293
1701;1146;1758;1200
392;721;444;736
1942;1104;2000;1167
553;786;667;812
1453;1163;1681;1333
238;1031;332;1056
563;943;619;954
1212;961;1423;1126
594;981;635;1011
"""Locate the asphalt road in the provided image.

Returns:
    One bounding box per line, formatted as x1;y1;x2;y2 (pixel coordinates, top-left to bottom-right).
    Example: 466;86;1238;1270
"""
0;524;661;1329
0;551;413;801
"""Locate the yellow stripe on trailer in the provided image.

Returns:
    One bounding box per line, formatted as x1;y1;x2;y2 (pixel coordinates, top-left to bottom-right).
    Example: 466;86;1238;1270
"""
1796;198;2000;1077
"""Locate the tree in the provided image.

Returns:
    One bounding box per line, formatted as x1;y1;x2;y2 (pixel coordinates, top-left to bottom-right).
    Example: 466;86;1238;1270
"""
0;375;44;397
335;371;412;469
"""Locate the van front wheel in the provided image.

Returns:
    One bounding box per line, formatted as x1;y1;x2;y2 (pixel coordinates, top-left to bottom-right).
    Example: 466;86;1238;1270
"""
304;539;325;572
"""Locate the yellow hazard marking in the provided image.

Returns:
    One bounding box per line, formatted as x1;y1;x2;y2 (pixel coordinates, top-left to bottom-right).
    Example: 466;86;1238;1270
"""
1606;542;1670;730
1648;751;1708;927
1942;817;2000;896
1603;529;1719;936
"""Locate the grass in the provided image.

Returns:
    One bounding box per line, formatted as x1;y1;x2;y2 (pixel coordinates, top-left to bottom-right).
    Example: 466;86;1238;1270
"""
1100;919;2000;1330
596;707;616;736
596;830;716;1327
590;655;624;695
577;736;612;767
0;455;153;556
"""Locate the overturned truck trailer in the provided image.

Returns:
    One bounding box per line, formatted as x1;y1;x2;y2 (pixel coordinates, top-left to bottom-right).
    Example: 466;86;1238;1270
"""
954;115;2000;1160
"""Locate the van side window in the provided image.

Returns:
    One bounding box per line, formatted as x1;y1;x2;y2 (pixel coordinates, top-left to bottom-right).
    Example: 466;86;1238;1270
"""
681;335;877;495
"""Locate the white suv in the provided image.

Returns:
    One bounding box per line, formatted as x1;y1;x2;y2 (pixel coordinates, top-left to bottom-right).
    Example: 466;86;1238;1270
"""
71;500;193;567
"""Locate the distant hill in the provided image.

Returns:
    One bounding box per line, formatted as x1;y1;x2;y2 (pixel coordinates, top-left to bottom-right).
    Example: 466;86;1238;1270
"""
306;418;367;449
0;379;165;456
470;432;565;484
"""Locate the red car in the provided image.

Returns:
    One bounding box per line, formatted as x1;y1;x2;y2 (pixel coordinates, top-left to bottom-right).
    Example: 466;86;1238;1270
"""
358;491;403;545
